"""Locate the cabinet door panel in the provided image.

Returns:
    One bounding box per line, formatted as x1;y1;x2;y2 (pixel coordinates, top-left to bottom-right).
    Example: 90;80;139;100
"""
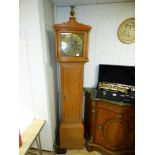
94;107;119;148
94;107;132;151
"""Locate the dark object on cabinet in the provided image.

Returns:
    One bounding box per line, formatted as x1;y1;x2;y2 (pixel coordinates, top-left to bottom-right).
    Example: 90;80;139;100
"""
97;64;135;87
95;89;135;104
96;64;135;104
84;88;135;155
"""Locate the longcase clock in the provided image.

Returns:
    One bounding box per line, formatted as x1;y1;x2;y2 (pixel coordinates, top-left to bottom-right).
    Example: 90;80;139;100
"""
53;6;91;149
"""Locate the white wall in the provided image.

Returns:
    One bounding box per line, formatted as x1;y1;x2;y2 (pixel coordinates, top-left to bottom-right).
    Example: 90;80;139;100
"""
41;0;58;145
19;0;56;151
19;30;34;134
55;2;135;87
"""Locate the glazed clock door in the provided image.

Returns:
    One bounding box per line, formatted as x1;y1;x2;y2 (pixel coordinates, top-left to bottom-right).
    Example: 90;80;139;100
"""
60;32;84;57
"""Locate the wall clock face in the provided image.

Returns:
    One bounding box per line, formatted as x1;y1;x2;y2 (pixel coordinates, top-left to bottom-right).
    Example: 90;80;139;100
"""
60;33;84;57
118;17;135;44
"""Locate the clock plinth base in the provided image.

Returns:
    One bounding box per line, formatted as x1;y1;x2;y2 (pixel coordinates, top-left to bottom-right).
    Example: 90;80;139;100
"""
60;122;84;149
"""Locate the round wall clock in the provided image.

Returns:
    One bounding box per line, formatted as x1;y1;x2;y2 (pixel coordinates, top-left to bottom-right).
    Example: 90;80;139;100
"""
118;17;135;44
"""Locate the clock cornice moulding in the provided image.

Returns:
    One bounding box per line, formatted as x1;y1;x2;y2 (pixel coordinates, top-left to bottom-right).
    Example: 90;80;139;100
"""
53;17;91;31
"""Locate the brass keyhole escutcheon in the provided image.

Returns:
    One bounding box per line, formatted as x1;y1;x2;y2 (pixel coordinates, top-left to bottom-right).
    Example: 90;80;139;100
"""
116;114;123;118
96;125;102;130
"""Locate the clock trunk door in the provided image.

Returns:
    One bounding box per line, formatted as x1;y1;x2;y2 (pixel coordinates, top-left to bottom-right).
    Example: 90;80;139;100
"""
60;63;84;123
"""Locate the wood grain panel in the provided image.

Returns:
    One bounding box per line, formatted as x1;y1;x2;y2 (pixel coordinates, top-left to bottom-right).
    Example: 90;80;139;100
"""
60;63;84;123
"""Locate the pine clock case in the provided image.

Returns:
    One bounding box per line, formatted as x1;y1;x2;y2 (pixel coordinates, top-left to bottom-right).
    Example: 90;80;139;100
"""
53;17;91;149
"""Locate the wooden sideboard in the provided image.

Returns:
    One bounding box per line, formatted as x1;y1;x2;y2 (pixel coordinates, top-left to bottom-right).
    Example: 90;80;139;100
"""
84;88;135;155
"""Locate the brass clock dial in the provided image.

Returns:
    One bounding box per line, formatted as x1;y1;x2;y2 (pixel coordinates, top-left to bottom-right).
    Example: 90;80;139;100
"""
61;33;84;57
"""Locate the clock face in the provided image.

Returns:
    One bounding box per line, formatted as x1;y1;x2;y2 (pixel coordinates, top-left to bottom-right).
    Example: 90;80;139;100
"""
60;33;84;57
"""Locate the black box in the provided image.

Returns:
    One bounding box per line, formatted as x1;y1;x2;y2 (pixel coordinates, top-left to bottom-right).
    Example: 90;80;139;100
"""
95;89;135;104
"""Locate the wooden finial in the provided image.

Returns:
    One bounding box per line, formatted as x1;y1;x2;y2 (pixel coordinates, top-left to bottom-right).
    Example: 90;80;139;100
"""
70;5;75;17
